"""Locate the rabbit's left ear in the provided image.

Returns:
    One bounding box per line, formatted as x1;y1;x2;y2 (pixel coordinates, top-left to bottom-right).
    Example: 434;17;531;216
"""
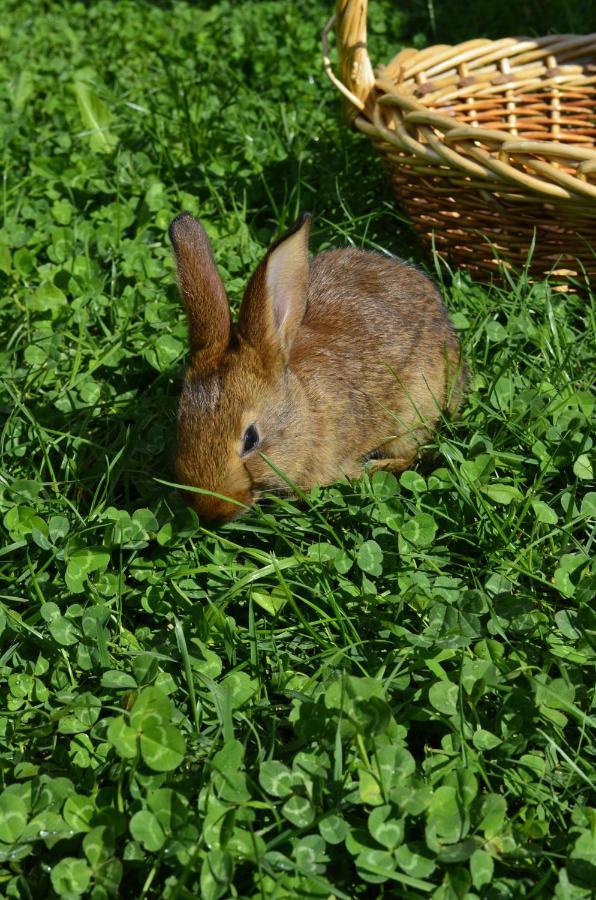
238;213;311;366
169;213;231;359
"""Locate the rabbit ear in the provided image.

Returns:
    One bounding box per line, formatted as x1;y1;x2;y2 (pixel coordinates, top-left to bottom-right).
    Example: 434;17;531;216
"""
169;213;231;357
238;213;311;366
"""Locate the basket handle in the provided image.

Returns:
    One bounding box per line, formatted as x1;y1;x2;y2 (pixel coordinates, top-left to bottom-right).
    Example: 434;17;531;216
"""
323;0;375;121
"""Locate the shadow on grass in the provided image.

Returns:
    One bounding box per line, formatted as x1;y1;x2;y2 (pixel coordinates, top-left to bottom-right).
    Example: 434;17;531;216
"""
401;0;596;42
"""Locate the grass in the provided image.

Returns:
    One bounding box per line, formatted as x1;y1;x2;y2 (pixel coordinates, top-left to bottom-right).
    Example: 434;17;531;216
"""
0;0;595;898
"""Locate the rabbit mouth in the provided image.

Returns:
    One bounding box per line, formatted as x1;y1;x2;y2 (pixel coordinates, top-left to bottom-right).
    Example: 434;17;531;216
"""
249;481;272;502
249;479;292;501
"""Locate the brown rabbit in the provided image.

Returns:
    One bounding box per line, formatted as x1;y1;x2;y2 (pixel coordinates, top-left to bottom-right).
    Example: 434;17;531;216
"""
170;213;465;522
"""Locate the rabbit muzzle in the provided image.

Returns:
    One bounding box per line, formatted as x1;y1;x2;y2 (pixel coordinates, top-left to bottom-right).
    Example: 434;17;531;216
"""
183;486;254;523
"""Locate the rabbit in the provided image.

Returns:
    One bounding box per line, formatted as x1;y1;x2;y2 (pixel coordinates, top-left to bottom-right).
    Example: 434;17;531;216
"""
169;212;465;522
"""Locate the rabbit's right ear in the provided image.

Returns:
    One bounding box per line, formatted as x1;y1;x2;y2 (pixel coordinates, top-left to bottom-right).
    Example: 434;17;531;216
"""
238;213;311;368
169;213;231;357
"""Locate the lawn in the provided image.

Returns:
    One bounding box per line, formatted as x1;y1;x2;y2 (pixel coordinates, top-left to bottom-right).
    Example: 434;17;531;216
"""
0;1;595;898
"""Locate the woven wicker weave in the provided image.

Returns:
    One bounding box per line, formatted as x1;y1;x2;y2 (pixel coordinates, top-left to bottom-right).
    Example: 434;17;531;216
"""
323;1;596;285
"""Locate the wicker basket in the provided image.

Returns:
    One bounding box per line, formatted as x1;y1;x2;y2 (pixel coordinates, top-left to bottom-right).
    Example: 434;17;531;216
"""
323;1;596;285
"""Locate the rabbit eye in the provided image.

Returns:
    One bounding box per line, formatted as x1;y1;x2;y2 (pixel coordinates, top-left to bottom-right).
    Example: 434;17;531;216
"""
241;424;260;456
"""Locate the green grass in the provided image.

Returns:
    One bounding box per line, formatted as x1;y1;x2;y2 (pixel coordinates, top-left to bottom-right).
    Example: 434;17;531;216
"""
1;1;595;898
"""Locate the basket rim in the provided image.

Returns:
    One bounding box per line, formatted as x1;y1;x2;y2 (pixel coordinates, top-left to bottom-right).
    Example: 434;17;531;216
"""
322;12;596;202
384;32;596;82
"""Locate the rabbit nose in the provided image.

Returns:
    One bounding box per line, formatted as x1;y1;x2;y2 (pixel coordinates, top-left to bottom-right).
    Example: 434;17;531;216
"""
185;489;252;524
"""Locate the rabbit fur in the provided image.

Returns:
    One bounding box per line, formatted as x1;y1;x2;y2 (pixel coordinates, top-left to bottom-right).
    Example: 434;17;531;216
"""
170;212;465;522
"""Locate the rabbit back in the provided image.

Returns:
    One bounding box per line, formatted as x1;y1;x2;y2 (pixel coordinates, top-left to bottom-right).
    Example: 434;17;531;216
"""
287;249;464;484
